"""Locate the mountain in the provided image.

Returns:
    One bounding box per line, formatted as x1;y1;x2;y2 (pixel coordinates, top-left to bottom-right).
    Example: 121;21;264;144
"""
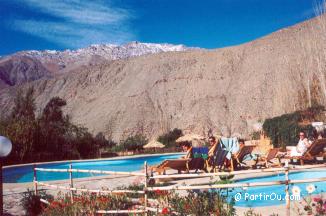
1;15;325;141
0;42;196;87
0;55;51;86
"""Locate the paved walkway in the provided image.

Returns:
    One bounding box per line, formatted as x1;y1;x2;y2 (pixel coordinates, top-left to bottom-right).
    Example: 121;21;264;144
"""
4;162;325;215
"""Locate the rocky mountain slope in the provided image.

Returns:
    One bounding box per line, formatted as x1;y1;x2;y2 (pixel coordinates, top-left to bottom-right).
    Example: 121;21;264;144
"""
1;16;325;141
0;42;195;87
0;55;50;86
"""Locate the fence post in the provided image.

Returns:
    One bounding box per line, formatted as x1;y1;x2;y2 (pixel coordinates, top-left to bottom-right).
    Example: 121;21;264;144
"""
33;164;38;196
144;161;148;216
69;163;74;203
284;163;290;216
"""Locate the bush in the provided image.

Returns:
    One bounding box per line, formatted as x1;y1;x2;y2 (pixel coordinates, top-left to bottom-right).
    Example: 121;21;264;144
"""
33;188;234;216
95;132;116;150
293;190;326;215
21;189;53;216
263;105;324;149
167;191;235;216
41;192;134;216
111;144;125;152
157;128;183;148
117;134;148;151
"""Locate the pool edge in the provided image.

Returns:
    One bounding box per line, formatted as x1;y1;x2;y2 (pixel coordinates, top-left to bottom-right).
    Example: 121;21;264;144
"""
3;152;185;169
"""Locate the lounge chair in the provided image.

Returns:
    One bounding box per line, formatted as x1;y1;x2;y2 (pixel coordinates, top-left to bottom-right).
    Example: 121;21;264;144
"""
284;138;326;165
207;144;229;172
151;159;189;175
254;148;280;168
193;147;209;160
151;152;206;175
231;145;255;171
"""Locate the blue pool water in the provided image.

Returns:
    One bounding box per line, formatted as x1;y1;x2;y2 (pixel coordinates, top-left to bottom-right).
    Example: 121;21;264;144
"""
218;170;326;207
4;153;184;183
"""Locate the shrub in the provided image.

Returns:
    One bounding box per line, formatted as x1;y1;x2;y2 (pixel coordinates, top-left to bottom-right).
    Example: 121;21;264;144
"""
293;188;326;216
157;128;183;148
95;132;116;149
21;189;53;216
262;105;324;149
41;192;134;216
111;144;125;152
25;185;235;216
168;191;235;216
118;134;148;151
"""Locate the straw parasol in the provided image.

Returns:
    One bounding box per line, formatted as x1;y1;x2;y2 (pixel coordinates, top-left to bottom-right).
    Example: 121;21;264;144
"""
143;140;165;149
191;138;206;147
176;133;205;143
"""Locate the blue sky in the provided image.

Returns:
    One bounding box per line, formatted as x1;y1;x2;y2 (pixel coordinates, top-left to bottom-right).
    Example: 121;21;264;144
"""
0;0;322;55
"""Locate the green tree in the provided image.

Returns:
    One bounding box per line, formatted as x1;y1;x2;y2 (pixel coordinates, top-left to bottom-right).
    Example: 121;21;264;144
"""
11;88;36;120
95;132;116;149
0;92;113;164
40;97;66;123
72;126;100;158
37;97;69;160
3;88;37;162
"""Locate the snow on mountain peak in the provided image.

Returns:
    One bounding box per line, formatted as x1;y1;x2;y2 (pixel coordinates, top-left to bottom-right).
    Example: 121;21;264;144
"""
19;42;197;63
8;42;199;75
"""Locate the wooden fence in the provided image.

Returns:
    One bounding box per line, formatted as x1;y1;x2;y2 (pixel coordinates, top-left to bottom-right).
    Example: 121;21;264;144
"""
33;163;326;215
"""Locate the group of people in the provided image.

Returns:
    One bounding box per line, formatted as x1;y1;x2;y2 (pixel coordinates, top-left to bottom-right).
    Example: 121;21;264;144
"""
179;129;323;172
180;135;247;172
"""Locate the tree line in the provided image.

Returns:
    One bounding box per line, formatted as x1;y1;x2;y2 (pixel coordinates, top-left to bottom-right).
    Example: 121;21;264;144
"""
0;88;184;165
0;88;115;165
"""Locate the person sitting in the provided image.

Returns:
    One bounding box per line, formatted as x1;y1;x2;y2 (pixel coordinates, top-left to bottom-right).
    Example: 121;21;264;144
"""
181;141;206;173
208;136;218;157
233;139;245;158
181;141;193;159
286;131;311;157
206;136;219;172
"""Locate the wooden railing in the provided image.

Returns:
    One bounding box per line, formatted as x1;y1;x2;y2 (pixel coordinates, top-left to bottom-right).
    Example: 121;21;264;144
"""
33;162;326;215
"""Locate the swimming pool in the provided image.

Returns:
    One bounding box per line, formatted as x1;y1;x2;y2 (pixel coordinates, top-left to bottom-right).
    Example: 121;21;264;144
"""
4;153;184;183
218;169;326;207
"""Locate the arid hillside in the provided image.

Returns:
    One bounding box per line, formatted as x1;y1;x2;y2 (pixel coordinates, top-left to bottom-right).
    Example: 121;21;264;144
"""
1;15;326;141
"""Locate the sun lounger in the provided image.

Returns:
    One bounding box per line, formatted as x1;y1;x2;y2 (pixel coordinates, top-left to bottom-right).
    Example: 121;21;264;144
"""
207;144;229;172
151;157;206;175
284;138;326;165
220;137;239;160
254;148;280;168
151;159;189;175
231;145;255;170
192;147;209;160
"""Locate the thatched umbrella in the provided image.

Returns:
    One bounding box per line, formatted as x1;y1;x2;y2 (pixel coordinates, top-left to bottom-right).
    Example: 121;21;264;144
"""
191;138;206;147
143;140;165;149
176;133;205;143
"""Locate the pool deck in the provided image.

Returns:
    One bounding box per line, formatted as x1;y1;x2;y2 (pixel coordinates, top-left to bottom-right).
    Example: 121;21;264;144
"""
3;157;326;216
